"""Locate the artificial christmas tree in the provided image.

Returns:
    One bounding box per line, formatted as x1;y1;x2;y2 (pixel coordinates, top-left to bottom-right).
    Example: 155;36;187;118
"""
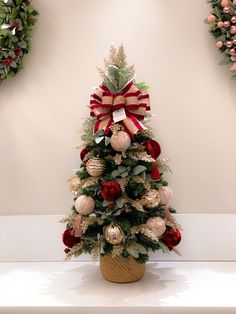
62;45;181;283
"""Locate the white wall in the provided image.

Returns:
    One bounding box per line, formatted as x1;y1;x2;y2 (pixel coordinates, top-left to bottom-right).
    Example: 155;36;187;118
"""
0;0;236;215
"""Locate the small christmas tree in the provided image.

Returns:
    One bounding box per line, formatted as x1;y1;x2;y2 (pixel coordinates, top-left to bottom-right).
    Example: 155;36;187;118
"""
62;45;181;283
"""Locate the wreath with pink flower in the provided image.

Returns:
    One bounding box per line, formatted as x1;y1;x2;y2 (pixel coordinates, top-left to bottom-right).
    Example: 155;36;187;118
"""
206;0;236;78
0;0;38;83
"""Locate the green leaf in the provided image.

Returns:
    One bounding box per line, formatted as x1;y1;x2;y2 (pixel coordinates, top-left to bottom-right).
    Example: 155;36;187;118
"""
135;81;149;91
219;56;231;65
126;247;139;258
116;197;125;208
95;136;104;144
105;136;111;146
111;169;119;178
133;165;147;175
102;199;113;207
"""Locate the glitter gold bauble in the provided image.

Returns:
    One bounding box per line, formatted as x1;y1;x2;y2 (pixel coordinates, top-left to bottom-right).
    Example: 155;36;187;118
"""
86;157;106;177
75;195;95;215
110;131;131;152
68;175;81;196
105;223;124;245
142;189;160;208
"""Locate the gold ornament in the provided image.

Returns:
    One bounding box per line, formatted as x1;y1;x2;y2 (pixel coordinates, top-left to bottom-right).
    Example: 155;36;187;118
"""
86;157;106;177
110;131;131;152
68;175;81;196
142;189;160;208
75;195;95;215
105;223;124;245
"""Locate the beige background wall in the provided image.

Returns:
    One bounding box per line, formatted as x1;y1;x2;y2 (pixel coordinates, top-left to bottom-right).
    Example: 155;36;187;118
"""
0;0;236;215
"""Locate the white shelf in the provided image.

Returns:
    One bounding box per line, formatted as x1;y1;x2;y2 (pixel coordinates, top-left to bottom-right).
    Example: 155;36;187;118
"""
0;261;236;314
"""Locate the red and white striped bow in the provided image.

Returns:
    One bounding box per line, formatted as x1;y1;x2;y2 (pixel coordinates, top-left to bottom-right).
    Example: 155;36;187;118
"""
90;82;150;139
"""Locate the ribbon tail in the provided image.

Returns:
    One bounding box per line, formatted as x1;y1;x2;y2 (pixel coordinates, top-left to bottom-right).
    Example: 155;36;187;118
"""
94;116;113;135
122;113;146;139
151;163;161;180
73;214;83;237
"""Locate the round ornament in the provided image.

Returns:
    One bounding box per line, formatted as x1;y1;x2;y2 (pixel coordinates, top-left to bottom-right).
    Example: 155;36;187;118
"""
80;146;88;162
216;41;223;48
161;227;181;250
75;195;95;215
86;157;106;177
230;25;236;34
207;15;215;23
221;0;229;7
101;181;122;201
158;186;173;206
0;0;38;82
142;189;160;208
62;228;80;248
223;6;230;13
145;139;161;159
68;175;81;196
110;131;131;152
105;223;124;245
146;217;166;237
217;21;224;28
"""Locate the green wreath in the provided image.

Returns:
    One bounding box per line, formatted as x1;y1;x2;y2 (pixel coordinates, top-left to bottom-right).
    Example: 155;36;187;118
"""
206;0;236;79
0;0;38;82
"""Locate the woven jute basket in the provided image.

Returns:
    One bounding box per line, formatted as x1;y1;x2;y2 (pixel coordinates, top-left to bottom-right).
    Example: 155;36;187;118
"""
100;255;146;283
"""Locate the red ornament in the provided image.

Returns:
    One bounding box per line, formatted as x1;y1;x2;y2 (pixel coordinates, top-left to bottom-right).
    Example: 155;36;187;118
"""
80;146;88;162
151;163;161;180
101;181;122;201
161;227;181;250
62;228;80;248
3;57;14;66
14;47;21;57
145;139;161;159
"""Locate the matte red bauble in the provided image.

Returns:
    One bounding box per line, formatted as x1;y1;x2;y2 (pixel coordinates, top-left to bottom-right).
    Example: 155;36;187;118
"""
145;139;161;159
101;181;122;201
62;228;80;248
161;227;181;250
80;147;88;162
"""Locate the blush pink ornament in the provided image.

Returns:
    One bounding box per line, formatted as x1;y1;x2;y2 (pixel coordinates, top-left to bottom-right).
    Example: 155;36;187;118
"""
226;41;233;47
158;186;173;206
230;25;236;34
231;16;236;23
233;39;236;45
146;217;166;237
218;21;224;28
207;15;215;23
75;195;95;215
233;0;236;5
224;21;230;27
110;131;131;152
223;6;230;13
221;0;229;7
230;48;236;55
231;56;236;61
216;41;223;48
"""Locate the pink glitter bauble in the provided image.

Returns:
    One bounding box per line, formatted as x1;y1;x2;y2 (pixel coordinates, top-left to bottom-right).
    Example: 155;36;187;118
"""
221;0;229;7
230;25;236;34
216;41;223;48
218;21;224;28
207;15;215;23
